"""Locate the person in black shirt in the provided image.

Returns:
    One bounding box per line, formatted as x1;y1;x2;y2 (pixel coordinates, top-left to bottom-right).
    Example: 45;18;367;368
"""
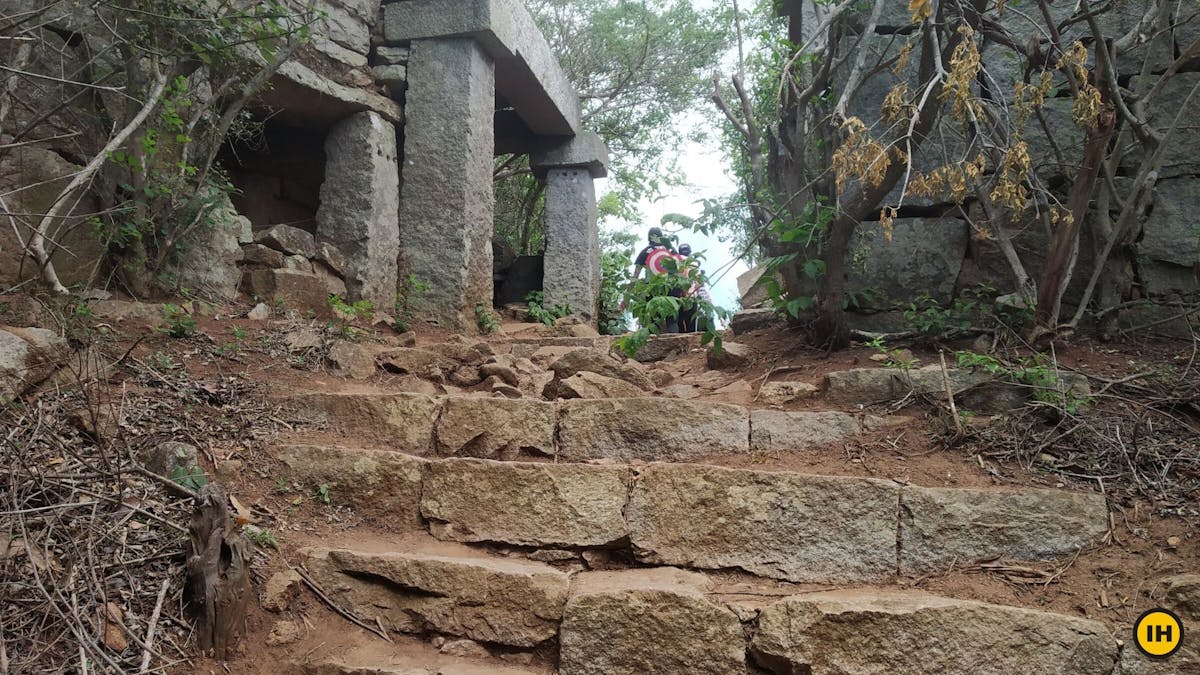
629;227;681;332
632;226;674;280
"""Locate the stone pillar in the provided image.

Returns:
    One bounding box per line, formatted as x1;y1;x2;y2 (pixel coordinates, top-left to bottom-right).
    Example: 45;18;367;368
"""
542;168;600;321
315;111;399;310
398;38;495;330
531;131;609;324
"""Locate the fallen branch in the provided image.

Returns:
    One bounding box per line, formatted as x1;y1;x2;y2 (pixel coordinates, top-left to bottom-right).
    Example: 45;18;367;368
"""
294;565;393;643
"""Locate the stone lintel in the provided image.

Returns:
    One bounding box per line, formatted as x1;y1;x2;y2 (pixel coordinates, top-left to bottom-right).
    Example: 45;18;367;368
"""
530;130;610;178
383;0;581;136
259;61;404;128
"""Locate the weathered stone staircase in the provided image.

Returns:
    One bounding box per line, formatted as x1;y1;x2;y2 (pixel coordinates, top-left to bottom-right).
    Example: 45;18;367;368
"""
261;330;1146;674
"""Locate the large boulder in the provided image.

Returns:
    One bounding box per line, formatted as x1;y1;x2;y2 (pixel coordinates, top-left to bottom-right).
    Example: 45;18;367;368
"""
546;371;646;399
254;223;319;259
750;591;1117;674
247;268;346;314
631;334;695;363
899;486;1109;574
824;366;992;405
173;188;246;300
627;464;899;583
421;459;630;547
0;326;69;399
557;398;750;461
274;445;425;527
560;568;746;675
301;547;568;647
547;348;654;391
435;397;555;458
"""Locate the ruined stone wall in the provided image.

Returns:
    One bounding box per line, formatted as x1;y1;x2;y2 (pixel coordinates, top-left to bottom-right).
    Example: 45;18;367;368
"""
788;3;1200;332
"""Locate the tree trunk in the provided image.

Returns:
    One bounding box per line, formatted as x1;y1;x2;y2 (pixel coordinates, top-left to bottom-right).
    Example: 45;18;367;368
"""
185;483;253;658
1032;105;1116;335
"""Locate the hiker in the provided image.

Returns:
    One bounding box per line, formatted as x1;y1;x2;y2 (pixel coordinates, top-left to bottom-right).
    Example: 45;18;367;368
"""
675;243;709;332
632;226;675;281
627;226;681;332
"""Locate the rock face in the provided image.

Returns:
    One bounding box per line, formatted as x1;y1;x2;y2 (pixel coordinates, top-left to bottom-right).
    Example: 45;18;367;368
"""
292;392;440;452
560;568;746;675
316;111;400;310
557;398;749;461
275;445;425;527
302;547;568;647
750;591;1118;675
842;218;967;304
435;397;554;458
899;486;1109;574
173;188;246;300
0;326;69;398
750;410;895;452
421;459;629;547
627;464;899;583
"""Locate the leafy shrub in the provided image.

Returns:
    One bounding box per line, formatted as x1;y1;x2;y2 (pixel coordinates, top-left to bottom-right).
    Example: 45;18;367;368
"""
525;291;573;325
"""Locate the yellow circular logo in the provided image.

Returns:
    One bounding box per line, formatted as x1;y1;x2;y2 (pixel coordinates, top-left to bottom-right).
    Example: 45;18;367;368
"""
1134;608;1185;659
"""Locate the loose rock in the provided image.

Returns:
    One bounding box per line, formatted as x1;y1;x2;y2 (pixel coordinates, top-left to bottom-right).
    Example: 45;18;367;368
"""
706;341;752;370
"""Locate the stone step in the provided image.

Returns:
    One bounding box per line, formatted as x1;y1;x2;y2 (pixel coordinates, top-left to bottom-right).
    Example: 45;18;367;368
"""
300;538;568;649
292;630;547;674
292;546;1120;675
284;391;897;461
274;448;1108;582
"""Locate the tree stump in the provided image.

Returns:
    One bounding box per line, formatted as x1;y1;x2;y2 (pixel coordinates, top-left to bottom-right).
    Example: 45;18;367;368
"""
185;483;253;657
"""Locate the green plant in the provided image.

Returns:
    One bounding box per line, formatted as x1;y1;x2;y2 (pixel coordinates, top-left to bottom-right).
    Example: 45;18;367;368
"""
327;294;373;340
614;253;729;357
148;351;179;371
169;464;207;492
598;230;636;335
315;483;331;504
158;304;196;338
475;302;500;334
231;326;248;341
866;336;916;371
525;291;573;325
955;350;1091;414
246;526;280;550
